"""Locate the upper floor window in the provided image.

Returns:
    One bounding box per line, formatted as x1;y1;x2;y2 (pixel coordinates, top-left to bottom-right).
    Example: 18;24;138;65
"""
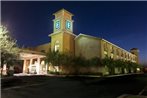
125;53;127;58
104;51;108;58
111;46;114;53
121;51;123;57
111;53;114;59
116;49;119;56
128;54;130;59
104;43;108;51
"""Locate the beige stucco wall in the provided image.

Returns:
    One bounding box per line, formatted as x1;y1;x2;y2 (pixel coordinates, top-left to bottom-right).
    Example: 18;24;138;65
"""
100;39;138;63
34;43;51;53
50;9;75;54
75;35;101;59
63;32;75;55
50;33;63;52
50;32;75;55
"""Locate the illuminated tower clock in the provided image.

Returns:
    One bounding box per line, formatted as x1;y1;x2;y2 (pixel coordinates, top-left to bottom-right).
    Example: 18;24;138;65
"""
55;20;60;30
49;9;76;55
66;20;72;31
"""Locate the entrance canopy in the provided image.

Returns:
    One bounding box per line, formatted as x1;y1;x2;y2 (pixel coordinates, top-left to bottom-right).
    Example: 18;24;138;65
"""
19;49;47;74
19;49;46;60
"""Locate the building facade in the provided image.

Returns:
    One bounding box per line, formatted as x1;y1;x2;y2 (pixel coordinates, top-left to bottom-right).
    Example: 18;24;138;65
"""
21;9;139;74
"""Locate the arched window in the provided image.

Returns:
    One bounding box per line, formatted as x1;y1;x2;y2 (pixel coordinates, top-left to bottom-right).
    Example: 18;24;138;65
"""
54;40;60;52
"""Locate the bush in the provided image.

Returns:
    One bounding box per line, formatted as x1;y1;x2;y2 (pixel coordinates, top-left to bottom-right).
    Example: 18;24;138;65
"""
7;70;14;76
46;51;142;75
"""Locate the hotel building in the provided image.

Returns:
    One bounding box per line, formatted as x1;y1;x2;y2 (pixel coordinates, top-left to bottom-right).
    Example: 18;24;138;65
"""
20;9;139;74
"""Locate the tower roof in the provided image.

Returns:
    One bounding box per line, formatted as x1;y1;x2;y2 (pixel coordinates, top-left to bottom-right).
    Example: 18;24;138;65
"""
131;48;138;50
53;8;74;16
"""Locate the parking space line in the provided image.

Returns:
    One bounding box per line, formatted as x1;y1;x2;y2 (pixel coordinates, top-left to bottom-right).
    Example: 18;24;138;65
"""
139;86;147;95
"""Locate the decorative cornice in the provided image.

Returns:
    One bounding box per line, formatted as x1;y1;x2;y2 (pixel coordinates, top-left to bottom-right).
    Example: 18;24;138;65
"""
75;33;101;40
49;30;76;37
53;8;74;16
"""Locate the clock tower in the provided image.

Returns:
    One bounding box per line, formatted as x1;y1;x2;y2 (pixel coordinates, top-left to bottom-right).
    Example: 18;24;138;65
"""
49;9;76;55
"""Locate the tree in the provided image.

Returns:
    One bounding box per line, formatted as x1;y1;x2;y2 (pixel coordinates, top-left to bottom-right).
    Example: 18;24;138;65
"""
89;57;103;67
46;51;66;72
114;59;126;74
102;57;115;75
0;25;19;75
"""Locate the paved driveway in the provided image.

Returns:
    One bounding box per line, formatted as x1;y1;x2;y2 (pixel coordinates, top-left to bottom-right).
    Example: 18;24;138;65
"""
1;74;147;98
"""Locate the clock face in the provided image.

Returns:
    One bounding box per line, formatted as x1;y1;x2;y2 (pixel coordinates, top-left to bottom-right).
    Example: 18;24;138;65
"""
66;20;72;30
55;20;60;30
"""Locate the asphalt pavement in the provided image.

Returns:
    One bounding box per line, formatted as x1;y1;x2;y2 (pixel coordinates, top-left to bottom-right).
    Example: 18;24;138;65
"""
1;74;147;98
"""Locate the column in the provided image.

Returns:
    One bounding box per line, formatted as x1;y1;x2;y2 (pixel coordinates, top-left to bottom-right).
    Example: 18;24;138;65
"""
29;59;33;73
45;63;48;74
30;59;33;65
23;59;27;73
36;58;40;74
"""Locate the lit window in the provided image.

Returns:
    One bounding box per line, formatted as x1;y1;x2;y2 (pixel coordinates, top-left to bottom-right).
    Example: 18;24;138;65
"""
54;40;60;52
104;51;108;57
116;55;119;59
104;43;108;51
55;45;60;52
111;53;114;59
121;51;123;57
110;46;112;51
111;46;114;53
104;51;108;55
116;49;119;56
128;55;130;60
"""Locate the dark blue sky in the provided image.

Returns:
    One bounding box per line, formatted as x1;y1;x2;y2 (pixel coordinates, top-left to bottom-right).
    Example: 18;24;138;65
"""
1;1;147;64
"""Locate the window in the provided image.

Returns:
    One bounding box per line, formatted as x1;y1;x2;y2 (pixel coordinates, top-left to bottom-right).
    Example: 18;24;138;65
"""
104;43;108;51
104;51;108;57
54;40;60;52
110;45;112;50
111;46;114;53
121;51;123;57
124;53;127;60
128;54;130;60
116;49;119;55
55;45;60;52
116;55;119;59
111;53;114;59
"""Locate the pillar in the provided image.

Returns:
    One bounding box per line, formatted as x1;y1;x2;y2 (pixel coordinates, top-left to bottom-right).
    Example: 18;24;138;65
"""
36;58;40;74
45;63;48;74
29;59;33;73
23;59;27;73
